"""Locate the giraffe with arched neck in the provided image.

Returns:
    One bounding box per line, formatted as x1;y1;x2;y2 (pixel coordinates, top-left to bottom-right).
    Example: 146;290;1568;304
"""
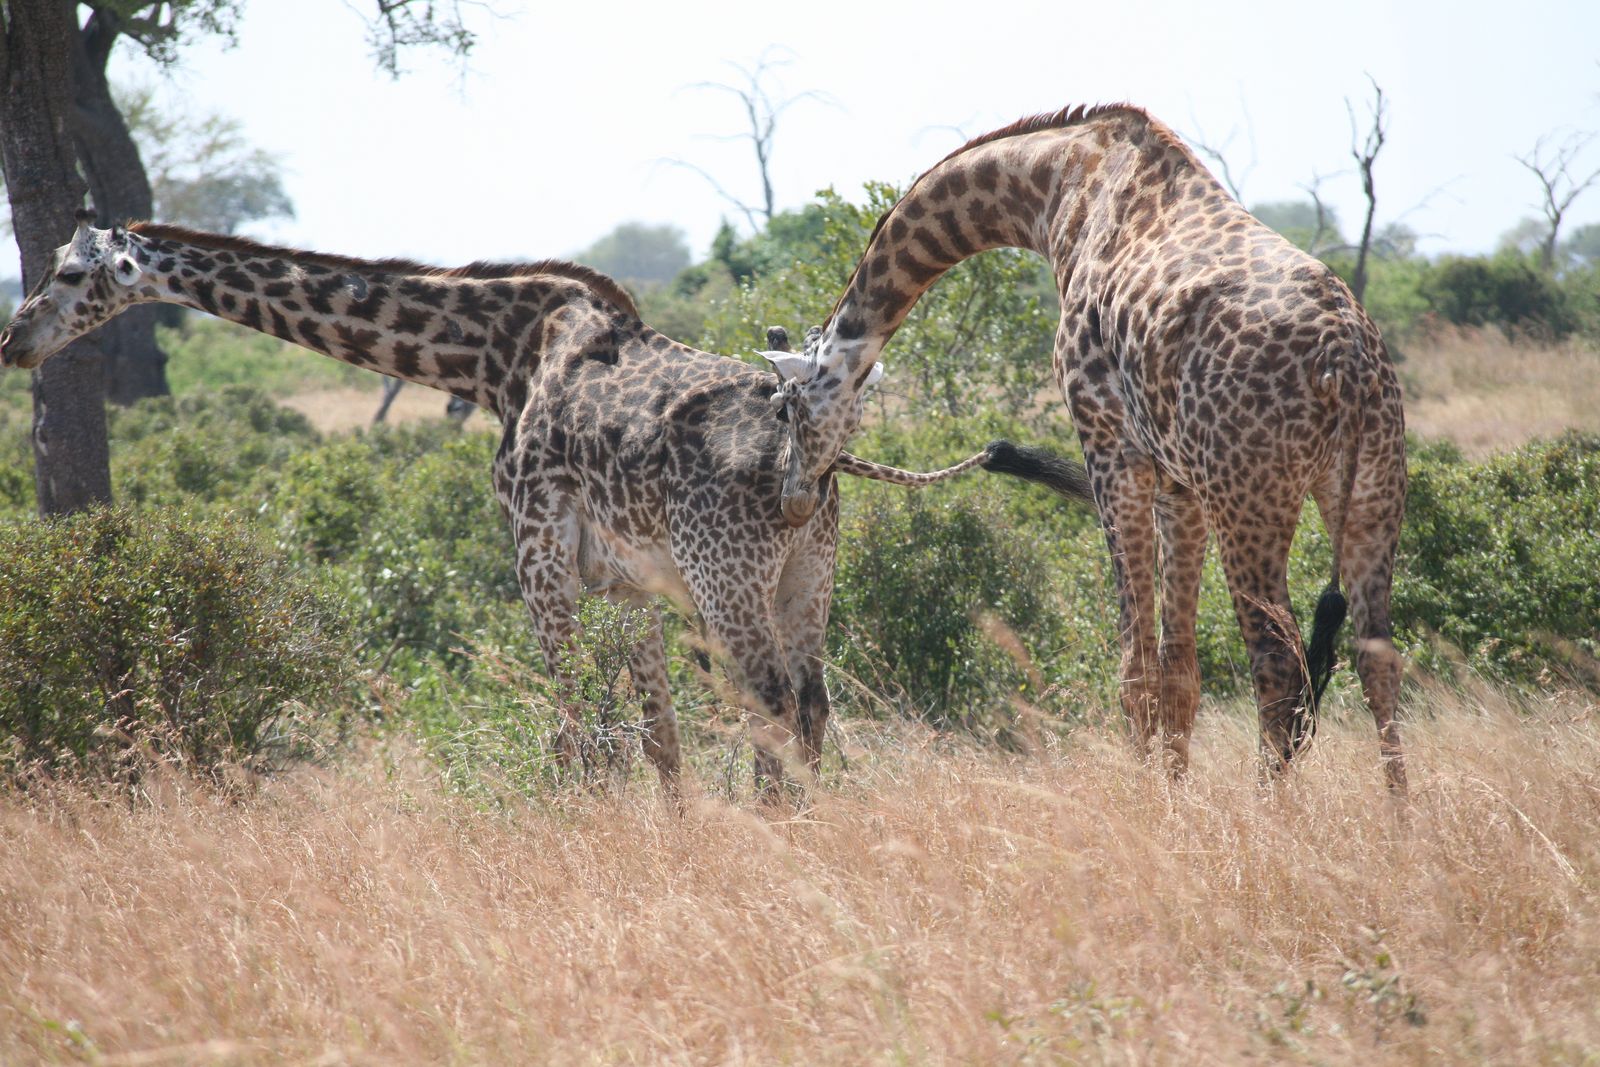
784;105;1408;792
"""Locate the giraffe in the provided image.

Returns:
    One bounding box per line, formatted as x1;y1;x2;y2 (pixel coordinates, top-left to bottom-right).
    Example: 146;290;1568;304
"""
0;214;1093;795
781;105;1408;792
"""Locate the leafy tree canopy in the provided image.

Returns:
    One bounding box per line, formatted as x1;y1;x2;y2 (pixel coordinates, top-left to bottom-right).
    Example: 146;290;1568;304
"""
574;222;691;289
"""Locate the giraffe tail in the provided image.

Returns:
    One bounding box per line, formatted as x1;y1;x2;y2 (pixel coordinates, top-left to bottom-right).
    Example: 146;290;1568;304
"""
833;449;988;487
833;441;1095;506
979;440;1095;505
1303;584;1348;709
1301;342;1365;719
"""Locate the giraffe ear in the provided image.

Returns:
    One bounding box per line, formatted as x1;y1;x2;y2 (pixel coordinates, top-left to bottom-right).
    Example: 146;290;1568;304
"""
861;361;884;390
758;350;813;382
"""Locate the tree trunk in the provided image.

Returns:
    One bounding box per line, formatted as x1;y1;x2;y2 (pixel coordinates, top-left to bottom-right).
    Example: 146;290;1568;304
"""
68;5;170;403
1;0;114;515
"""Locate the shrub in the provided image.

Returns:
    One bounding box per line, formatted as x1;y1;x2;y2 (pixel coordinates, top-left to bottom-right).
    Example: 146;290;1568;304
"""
110;385;321;508
1394;433;1600;685
160;315;371;396
262;427;522;675
1418;254;1574;337
399;599;656;800
0;507;354;782
830;479;1075;731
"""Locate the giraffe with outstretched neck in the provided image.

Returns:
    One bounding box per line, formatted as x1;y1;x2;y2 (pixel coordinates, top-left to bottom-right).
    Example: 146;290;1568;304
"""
783;105;1408;791
1;215;1093;795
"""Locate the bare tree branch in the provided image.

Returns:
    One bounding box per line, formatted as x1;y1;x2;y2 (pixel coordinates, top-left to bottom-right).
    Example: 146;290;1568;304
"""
1346;75;1387;303
1298;171;1345;258
341;0;495;78
667;47;835;231
1515;129;1600;270
1183;102;1258;203
655;158;763;234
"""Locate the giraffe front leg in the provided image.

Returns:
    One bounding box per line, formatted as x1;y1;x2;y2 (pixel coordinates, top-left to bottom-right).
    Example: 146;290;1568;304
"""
776;489;839;775
627;603;684;796
698;602;806;802
1082;442;1163;763
1155;485;1207;775
508;488;593;777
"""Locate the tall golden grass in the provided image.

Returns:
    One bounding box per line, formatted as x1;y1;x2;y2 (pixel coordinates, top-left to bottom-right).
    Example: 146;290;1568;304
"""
4;684;1598;1064
1400;326;1600;456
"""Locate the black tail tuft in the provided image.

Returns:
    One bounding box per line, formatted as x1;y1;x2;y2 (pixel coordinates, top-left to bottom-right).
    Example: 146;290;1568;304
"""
1303;582;1348;709
981;440;1094;505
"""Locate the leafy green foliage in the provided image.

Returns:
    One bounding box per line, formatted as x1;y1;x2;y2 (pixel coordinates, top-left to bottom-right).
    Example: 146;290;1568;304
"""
574;222;691;288
831;481;1070;729
1417;253;1574;336
0;506;352;782
401;599;657;800
695;184;1059;428
110;385;321;507
159;317;372;395
1395;434;1600;685
259;425;525;680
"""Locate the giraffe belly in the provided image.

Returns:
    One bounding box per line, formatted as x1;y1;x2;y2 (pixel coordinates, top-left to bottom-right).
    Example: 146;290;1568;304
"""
576;517;690;605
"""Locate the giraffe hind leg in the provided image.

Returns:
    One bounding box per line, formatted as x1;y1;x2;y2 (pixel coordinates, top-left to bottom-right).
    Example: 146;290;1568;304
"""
1155;485;1207;776
1211;501;1310;775
1327;470;1408;794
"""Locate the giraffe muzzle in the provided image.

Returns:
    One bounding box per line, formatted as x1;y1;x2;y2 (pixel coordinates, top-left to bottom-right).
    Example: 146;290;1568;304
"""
781;484;820;527
0;325;31;369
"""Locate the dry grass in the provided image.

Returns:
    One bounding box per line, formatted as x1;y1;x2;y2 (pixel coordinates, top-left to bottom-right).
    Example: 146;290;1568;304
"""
280;384;487;436
4;689;1600;1065
1400;326;1600;456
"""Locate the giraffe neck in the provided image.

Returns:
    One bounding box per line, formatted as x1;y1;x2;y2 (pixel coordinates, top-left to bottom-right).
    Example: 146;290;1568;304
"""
825;106;1219;372
123;224;626;417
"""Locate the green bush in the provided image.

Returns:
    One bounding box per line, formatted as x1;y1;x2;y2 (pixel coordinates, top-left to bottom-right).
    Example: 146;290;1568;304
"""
261;426;525;679
831;474;1077;731
1394;434;1600;684
160;315;371;396
1418;253;1574;337
110;385;321;508
0;507;354;781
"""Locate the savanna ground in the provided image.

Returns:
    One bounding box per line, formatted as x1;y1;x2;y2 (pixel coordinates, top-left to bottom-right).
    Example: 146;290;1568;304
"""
2;319;1598;1063
5;689;1599;1063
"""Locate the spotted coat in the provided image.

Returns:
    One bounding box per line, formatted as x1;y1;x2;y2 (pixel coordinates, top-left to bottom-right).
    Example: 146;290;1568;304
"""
0;218;1075;793
792;105;1407;791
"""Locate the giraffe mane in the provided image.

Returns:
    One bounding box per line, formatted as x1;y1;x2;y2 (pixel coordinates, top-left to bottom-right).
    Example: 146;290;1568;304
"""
826;103;1204;325
125;222;640;319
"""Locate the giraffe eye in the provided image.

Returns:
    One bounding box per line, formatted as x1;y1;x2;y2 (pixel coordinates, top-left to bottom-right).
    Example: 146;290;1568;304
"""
56;270;85;287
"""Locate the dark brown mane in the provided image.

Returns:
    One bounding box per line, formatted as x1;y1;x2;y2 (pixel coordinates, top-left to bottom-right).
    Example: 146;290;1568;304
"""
125;222;640;319
931;103;1190;168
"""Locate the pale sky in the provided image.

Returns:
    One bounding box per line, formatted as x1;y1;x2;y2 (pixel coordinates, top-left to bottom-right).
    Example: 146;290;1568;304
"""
19;0;1600;278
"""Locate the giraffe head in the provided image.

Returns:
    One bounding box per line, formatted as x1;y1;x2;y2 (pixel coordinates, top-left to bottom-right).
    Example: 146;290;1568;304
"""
0;214;149;371
760;324;883;527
